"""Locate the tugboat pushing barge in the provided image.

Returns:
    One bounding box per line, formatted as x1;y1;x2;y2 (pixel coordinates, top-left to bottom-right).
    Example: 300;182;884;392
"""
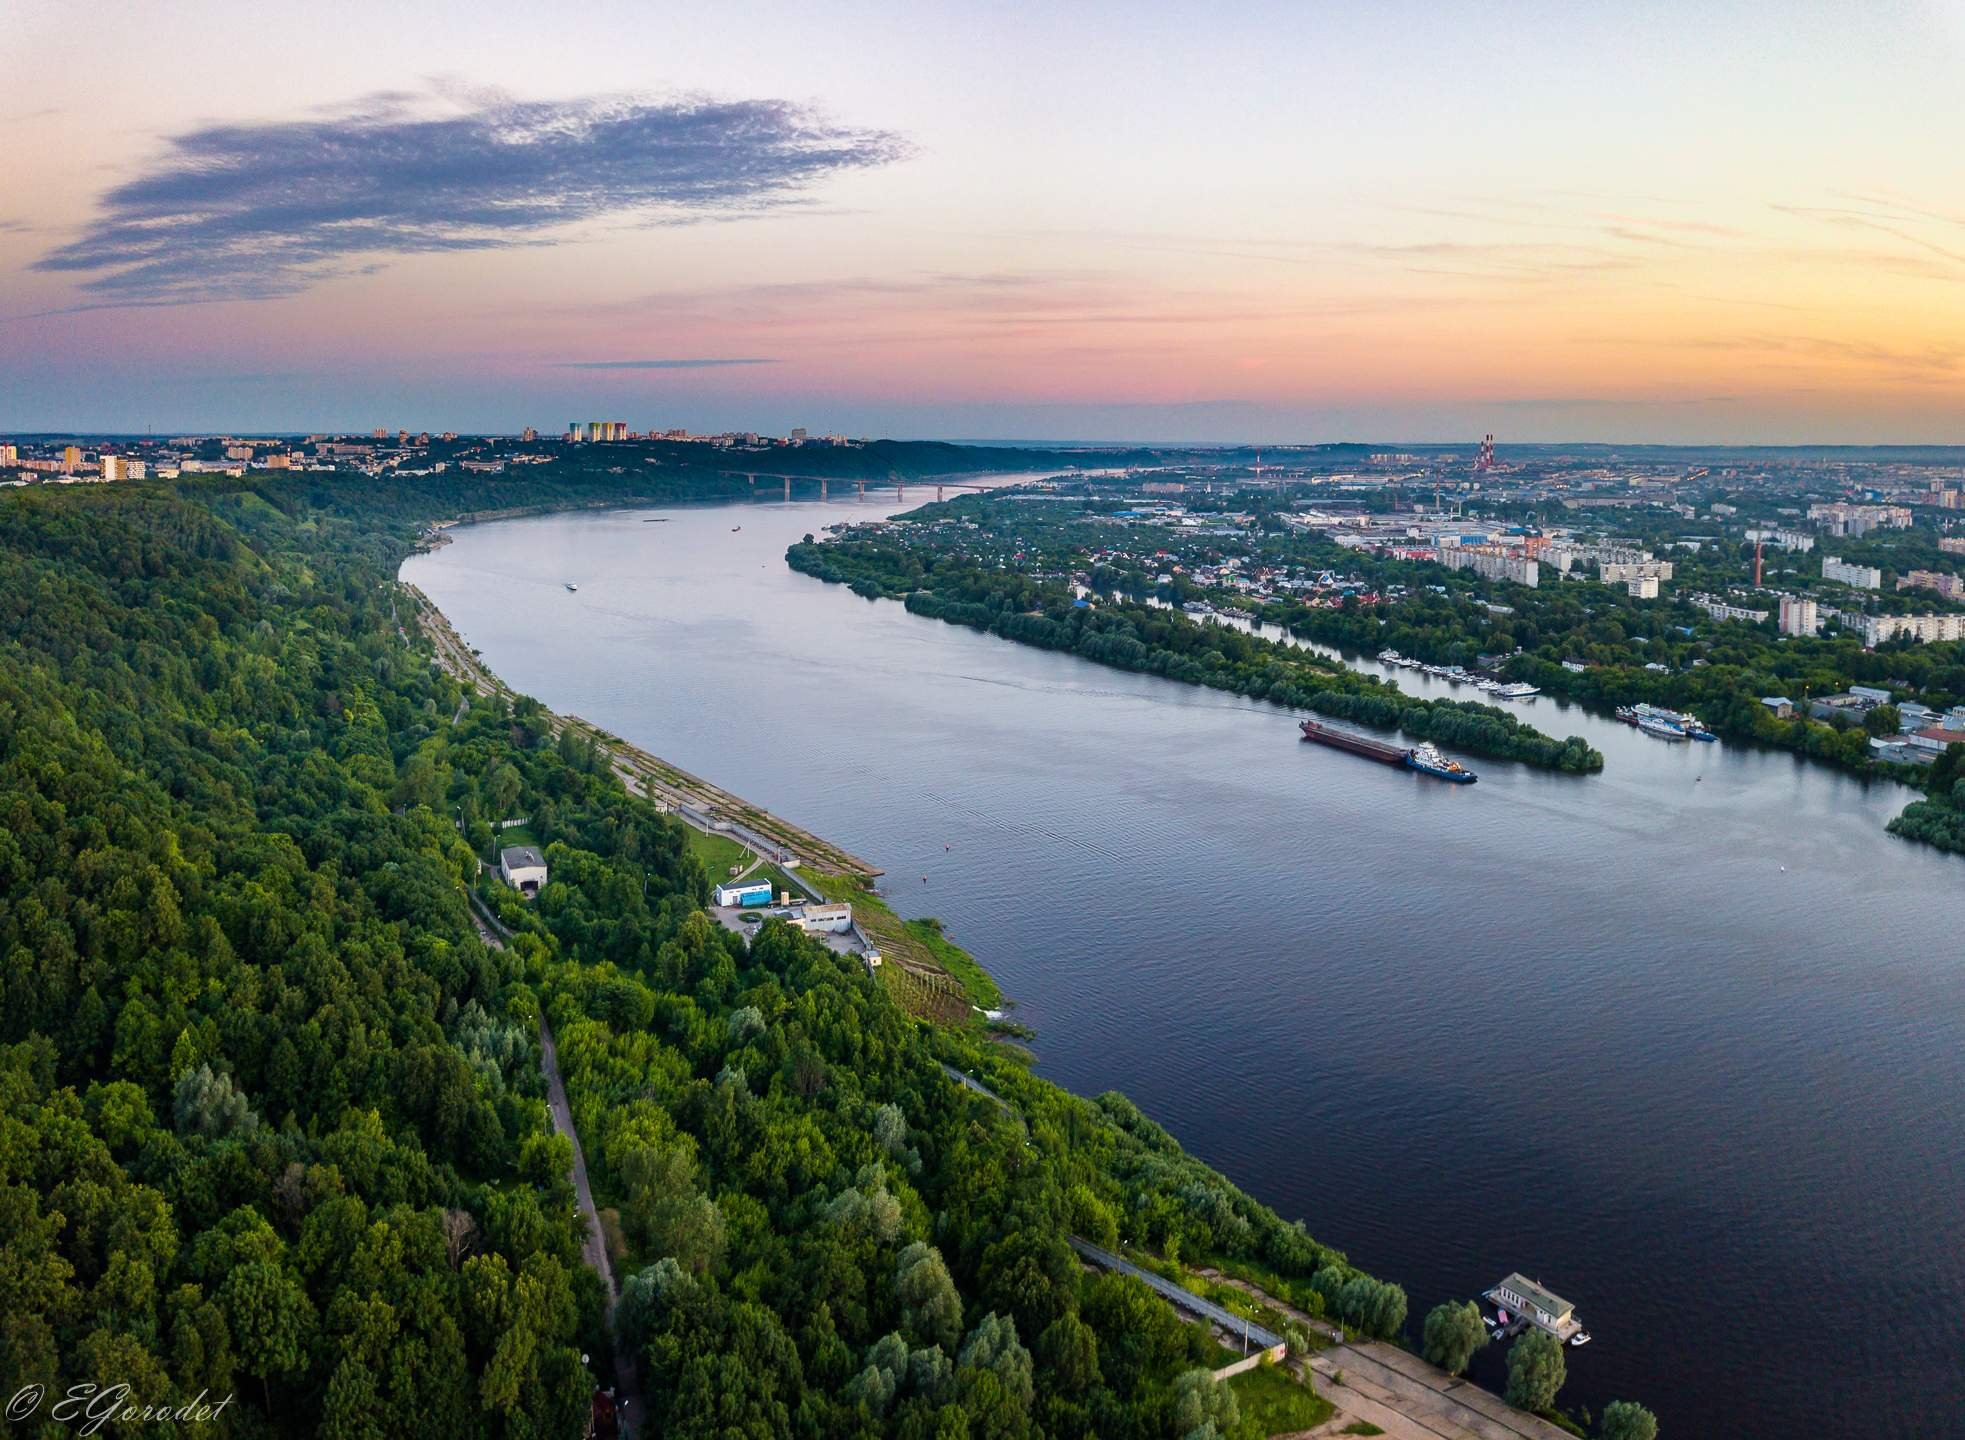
1299;718;1478;783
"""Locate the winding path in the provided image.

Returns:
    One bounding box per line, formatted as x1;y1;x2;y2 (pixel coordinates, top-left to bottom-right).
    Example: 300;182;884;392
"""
466;892;644;1437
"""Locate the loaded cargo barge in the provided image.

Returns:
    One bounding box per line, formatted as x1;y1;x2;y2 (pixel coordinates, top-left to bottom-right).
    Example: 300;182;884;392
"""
1299;718;1478;783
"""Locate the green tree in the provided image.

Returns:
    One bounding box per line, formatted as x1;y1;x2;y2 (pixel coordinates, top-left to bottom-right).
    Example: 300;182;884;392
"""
1421;1299;1488;1376
221;1260;316;1411
895;1242;964;1353
1505;1329;1566;1412
1599;1399;1660;1440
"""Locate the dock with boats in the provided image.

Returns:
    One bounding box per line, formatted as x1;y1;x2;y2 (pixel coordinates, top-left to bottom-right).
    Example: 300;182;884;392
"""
1377;649;1540;700
1615;702;1716;742
1482;1273;1592;1349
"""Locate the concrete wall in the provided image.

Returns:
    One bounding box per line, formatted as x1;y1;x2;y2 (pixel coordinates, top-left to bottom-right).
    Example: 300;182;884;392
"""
1210;1342;1287;1380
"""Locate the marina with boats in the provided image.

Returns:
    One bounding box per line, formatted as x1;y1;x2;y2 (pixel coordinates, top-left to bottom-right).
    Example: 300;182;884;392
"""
1615;702;1717;743
1376;649;1540;700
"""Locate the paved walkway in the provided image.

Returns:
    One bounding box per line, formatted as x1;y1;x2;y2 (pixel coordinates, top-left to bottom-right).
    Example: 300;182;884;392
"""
1069;1238;1282;1351
1200;1272;1574;1440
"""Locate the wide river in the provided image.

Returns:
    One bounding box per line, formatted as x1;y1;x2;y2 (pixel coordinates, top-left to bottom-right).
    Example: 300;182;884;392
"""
404;493;1965;1439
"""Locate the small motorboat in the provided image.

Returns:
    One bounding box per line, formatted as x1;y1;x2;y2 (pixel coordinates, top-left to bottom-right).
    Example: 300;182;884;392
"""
564;582;578;592
1568;1331;1592;1348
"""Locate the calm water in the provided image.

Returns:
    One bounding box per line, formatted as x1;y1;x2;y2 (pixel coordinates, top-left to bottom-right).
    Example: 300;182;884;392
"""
405;496;1965;1439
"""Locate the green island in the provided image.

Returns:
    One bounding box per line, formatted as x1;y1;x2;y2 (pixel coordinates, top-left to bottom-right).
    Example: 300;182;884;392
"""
3;460;1547;1439
790;484;1965;850
786;511;1604;774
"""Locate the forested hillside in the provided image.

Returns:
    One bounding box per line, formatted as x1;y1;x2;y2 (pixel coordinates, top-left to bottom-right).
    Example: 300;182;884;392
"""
0;475;1390;1439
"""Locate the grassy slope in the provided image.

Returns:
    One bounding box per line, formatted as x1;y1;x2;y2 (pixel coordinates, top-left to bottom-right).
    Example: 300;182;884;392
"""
1228;1360;1335;1435
810;867;1003;1010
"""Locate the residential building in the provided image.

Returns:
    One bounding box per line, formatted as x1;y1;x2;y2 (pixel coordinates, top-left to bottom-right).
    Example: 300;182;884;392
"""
1626;575;1660;599
1898;569;1963;600
1779;595;1819;637
1689;593;1769;624
1823;556;1883;589
1436;544;1539;587
1600;559;1675;585
1860;612;1965;646
1810;502;1912;536
61;445;81;474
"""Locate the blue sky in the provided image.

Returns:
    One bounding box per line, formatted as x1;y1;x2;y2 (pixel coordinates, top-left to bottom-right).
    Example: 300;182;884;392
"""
5;0;1965;440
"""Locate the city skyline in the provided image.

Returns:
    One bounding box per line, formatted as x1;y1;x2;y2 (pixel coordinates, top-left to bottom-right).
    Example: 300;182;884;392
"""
7;0;1965;441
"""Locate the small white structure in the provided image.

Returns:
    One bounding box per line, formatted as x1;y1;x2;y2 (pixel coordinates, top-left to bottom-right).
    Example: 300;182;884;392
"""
713;881;773;908
499;845;548;897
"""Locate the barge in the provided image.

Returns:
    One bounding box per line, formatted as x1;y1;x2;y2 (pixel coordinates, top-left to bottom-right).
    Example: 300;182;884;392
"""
1299;718;1477;783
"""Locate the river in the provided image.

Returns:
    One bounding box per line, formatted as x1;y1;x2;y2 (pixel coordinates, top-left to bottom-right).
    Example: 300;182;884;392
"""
403;492;1965;1439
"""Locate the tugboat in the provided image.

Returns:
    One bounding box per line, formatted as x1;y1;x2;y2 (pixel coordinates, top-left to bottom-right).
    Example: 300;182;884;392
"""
1406;741;1478;783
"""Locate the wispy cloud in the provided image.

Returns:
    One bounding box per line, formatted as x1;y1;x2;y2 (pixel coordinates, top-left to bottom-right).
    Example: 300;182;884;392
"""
554;357;777;370
32;87;908;305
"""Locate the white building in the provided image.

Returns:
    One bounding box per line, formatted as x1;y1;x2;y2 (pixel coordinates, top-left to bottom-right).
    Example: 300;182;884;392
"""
1823;556;1882;590
100;455;146;481
1599;559;1674;585
1861;612;1965;646
1437;545;1539;587
1626;575;1660;599
498;845;549;897
1746;527;1814;553
787;902;854;935
1778;595;1819;637
1484;1274;1584;1343
1689;593;1770;625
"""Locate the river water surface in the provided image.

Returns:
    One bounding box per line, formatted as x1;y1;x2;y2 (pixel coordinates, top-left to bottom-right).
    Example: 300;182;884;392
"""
404;494;1965;1439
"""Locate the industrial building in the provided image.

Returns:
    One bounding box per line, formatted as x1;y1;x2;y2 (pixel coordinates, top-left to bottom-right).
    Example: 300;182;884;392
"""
499;845;549;898
786;902;854;935
713;880;774;908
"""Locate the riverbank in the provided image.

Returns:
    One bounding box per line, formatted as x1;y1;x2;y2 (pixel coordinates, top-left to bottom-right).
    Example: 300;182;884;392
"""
785;535;1604;774
405;497;1965;1439
402;575;1012;1024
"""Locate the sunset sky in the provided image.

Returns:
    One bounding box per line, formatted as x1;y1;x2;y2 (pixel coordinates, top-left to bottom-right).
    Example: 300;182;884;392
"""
7;0;1965;441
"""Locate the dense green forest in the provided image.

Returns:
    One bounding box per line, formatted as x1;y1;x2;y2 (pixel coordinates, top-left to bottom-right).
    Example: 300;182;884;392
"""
0;471;1399;1439
785;535;1603;773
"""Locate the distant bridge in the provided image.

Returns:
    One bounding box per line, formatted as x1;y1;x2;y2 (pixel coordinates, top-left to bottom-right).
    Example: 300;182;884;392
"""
721;470;1015;503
